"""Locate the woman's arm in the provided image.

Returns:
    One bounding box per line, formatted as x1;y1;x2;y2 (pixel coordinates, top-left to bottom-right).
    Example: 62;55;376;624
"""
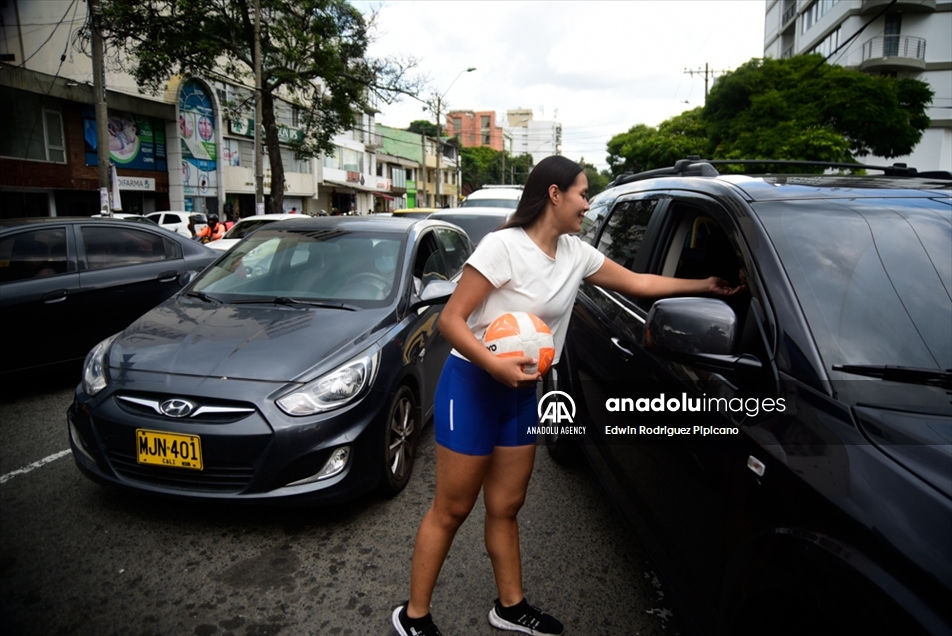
438;264;540;388
584;257;745;298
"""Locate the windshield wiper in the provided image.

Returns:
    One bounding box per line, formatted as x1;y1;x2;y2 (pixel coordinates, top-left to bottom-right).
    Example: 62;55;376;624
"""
833;364;952;390
184;290;221;303
231;296;359;311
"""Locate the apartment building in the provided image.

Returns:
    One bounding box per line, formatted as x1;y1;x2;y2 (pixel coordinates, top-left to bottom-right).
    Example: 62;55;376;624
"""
506;110;563;166
764;0;952;172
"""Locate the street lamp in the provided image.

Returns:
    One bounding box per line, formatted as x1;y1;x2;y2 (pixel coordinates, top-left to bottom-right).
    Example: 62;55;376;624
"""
435;67;475;207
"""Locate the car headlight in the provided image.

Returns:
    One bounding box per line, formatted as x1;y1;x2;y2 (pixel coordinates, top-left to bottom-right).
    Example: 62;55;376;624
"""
82;334;120;396
276;349;380;416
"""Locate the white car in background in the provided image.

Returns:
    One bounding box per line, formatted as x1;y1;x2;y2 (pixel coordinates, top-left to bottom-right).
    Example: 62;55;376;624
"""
460;185;523;209
207;213;300;252
145;211;203;238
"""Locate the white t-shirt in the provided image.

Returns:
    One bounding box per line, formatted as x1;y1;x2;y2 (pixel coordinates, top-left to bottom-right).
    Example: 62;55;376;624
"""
452;226;605;363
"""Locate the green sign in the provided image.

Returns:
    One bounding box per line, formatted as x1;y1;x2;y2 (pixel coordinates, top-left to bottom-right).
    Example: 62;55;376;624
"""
229;118;303;144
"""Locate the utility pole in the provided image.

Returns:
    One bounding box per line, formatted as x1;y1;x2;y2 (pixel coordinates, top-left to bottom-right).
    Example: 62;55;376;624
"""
254;0;264;215
435;95;442;208
89;0;111;214
683;62;730;100
420;133;427;207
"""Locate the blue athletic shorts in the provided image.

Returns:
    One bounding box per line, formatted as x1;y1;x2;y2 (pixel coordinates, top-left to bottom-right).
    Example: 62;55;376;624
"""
434;355;538;456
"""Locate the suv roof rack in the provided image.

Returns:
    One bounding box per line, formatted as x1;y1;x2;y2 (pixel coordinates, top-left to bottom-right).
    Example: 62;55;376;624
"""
608;157;952;188
480;184;524;190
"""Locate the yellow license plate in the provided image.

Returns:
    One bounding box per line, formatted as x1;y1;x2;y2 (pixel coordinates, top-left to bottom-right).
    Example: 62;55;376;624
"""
136;429;203;470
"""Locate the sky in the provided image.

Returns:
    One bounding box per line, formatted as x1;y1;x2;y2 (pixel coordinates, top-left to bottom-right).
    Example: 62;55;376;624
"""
354;1;767;172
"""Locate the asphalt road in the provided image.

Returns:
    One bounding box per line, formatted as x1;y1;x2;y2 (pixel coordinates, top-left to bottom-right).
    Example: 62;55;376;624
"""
0;374;685;636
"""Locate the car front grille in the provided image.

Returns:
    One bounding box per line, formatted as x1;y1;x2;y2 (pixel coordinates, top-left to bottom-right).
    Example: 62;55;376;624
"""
106;450;255;493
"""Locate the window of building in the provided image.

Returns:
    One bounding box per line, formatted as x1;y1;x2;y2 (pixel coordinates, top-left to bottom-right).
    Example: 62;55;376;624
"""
452;117;462;134
0;88;67;164
801;0;839;34
222;138;241;167
810;27;840;57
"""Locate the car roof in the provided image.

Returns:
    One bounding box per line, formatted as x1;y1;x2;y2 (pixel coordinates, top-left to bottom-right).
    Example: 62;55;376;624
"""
600;159;952;204
464;187;522;200
263;215;460;236
1;216;156;230
429;208;511;218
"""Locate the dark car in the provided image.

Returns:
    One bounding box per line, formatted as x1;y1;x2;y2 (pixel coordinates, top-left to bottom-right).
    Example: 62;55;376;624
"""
544;161;951;634
68;216;472;504
428;208;511;245
0;217;219;376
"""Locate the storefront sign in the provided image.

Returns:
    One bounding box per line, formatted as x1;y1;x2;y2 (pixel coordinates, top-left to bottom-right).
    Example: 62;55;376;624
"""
229;118;304;144
347;171;363;184
83;108;168;171
179;79;218;196
117;177;156;191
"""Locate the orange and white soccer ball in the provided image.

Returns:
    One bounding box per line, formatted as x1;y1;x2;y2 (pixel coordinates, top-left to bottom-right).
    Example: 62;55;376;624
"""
483;312;555;376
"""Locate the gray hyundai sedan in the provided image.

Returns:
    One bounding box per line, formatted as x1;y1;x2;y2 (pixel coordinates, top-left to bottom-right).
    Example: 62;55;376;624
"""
68;216;472;504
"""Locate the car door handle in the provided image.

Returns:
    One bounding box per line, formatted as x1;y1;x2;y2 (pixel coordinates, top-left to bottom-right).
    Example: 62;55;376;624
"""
42;289;68;303
157;270;179;283
611;337;633;359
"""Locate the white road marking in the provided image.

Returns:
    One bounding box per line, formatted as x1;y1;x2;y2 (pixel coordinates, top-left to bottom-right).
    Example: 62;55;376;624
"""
0;449;71;484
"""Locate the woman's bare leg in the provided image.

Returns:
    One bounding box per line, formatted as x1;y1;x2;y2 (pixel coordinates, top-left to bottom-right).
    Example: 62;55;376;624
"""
482;444;537;606
406;444;492;618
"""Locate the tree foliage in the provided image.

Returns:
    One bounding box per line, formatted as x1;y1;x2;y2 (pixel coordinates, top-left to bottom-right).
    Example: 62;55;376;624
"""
607;108;707;175
578;159;611;198
459;146;532;193
102;0;421;212
406;120;437;137
705;55;932;163
607;55;933;176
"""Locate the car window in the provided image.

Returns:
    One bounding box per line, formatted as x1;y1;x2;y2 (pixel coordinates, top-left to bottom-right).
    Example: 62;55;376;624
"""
433;214;506;246
193;229;406;306
580;203;608;243
0;227;68;283
757;198;952;371
596;197;661;270
81;226;176;270
460;199;518;209
436;228;470;278
164;213;183;224
226;218;276;239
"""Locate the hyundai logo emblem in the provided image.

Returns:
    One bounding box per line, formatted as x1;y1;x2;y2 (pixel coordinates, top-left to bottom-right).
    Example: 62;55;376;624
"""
159;399;195;418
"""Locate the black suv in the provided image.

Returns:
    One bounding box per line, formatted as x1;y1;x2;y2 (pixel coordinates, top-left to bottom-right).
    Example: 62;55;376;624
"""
545;160;951;635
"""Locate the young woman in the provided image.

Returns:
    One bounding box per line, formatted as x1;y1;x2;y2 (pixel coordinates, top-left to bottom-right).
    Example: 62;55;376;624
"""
393;156;743;636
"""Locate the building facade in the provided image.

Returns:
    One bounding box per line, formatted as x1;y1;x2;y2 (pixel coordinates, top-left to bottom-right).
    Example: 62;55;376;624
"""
0;0;382;220
763;0;952;172
446;110;504;151
505;110;563;166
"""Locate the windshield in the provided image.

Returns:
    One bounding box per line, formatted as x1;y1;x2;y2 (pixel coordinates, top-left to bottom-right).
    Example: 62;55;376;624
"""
460;198;519;209
757;197;951;377
190;227;406;307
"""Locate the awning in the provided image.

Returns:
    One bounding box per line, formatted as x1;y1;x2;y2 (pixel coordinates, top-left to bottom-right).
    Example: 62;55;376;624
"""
374;193;395;201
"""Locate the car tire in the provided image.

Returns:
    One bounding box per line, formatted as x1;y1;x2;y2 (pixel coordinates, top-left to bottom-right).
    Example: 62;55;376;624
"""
541;364;580;465
379;384;420;496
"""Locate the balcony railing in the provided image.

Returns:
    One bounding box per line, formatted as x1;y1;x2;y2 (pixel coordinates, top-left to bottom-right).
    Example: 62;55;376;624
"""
860;35;927;72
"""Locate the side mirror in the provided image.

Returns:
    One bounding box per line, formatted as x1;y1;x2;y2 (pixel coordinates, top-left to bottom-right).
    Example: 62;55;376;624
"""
409;279;456;313
179;270;199;287
645;297;762;374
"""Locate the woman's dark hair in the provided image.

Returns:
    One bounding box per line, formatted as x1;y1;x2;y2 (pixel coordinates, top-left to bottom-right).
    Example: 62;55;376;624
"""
499;156;584;230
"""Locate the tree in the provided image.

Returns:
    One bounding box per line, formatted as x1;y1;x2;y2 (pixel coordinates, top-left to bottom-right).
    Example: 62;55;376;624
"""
578;159;610;198
607;55;933;177
606;108;707;175
459;146;532;192
102;0;421;213
705;55;933;166
406;120;437;137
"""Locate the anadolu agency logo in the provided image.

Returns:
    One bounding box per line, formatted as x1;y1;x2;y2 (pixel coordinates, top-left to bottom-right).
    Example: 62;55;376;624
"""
528;391;585;436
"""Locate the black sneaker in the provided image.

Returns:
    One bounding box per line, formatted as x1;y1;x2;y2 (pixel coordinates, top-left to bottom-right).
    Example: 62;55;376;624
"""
392;603;443;636
488;598;564;635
